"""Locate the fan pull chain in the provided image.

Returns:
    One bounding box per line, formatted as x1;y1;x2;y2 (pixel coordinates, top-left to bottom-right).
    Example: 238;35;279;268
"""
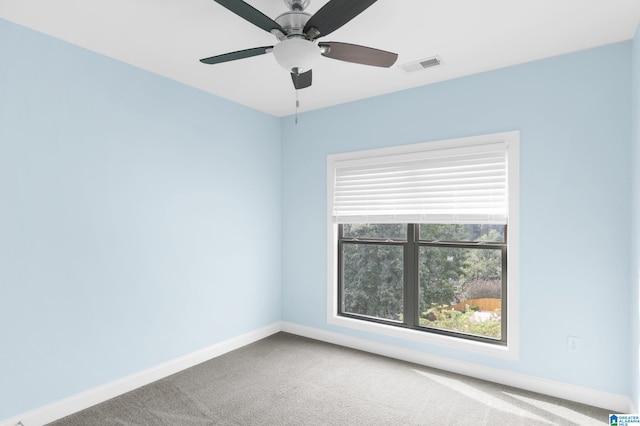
295;89;299;125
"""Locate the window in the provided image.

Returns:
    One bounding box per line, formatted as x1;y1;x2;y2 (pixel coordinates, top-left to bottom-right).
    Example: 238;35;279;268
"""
327;132;519;358
339;223;506;344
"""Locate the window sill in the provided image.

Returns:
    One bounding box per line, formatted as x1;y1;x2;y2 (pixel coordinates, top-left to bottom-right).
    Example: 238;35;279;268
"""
327;313;518;360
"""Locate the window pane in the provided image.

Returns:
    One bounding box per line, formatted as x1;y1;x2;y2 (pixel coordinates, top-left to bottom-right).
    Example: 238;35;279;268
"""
342;243;404;322
342;224;407;240
419;224;505;243
419;246;502;339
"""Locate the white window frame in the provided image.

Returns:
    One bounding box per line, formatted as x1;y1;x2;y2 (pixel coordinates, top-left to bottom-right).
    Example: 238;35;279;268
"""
326;131;520;360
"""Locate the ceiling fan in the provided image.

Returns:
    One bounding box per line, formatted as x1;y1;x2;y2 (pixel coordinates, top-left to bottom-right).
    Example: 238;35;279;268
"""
200;0;398;90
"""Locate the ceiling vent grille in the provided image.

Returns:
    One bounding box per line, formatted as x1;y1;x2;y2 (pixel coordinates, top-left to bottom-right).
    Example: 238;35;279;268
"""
400;56;441;73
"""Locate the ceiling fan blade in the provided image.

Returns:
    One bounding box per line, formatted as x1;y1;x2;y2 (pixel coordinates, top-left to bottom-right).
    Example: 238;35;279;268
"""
213;0;285;34
200;46;273;65
320;42;398;67
304;0;377;39
291;69;312;89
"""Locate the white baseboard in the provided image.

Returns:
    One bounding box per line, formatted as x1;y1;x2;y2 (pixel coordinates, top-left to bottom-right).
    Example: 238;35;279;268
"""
1;323;282;426
281;322;633;413
3;320;633;426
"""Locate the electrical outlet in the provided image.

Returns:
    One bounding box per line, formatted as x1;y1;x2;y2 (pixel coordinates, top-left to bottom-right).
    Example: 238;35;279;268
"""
567;336;580;352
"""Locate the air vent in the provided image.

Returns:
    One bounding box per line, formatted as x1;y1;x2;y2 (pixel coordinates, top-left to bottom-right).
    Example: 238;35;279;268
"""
400;56;442;73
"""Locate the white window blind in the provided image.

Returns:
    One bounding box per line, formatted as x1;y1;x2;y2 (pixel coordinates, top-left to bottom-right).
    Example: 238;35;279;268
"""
331;141;508;224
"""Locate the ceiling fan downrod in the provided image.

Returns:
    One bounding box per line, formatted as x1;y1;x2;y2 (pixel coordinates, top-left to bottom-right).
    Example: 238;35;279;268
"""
284;0;311;12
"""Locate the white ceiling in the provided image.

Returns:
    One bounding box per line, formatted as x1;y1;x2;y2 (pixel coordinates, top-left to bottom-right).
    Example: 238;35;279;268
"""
2;0;640;117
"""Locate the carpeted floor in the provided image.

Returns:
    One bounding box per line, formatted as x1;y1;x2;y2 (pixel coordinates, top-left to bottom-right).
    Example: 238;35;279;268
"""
49;332;610;425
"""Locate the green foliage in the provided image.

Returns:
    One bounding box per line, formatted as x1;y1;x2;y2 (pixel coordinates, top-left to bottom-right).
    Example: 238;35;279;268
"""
420;306;501;338
419;246;459;307
343;223;406;240
343;238;404;320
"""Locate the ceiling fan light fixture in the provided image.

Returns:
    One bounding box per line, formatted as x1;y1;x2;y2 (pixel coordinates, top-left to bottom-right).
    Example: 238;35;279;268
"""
273;38;321;73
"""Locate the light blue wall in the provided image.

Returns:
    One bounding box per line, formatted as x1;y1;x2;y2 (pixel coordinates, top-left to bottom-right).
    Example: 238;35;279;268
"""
632;23;640;411
0;19;282;420
282;42;632;395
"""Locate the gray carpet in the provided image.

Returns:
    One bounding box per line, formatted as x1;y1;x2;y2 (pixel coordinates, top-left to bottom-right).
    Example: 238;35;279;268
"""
49;332;610;425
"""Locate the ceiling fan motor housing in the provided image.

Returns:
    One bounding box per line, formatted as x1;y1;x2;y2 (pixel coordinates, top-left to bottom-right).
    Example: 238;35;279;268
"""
274;11;311;39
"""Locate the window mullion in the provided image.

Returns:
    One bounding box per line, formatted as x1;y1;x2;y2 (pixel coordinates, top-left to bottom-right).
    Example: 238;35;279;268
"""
404;224;419;327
